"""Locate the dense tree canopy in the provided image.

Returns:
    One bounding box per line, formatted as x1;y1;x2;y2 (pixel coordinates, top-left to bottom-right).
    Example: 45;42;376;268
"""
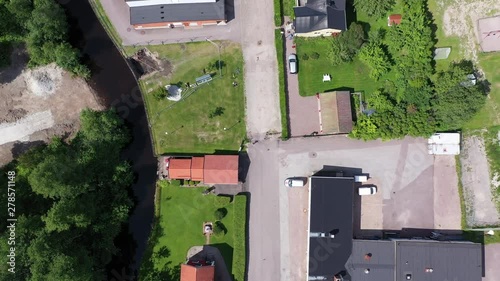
354;0;394;19
0;109;133;281
349;0;487;140
358;42;391;80
327;23;365;65
0;0;89;77
432;62;486;129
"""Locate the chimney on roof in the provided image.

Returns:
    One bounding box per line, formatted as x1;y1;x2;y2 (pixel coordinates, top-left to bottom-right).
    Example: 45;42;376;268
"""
364;253;372;261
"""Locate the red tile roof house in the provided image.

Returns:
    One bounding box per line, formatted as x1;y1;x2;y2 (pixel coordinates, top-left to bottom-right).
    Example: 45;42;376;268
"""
169;158;192;179
388;14;402;26
180;261;215;281
203;155;238;185
168;155;239;185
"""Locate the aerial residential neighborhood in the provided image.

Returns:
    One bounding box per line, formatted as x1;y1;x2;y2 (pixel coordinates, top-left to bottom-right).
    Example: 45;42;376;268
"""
0;0;500;281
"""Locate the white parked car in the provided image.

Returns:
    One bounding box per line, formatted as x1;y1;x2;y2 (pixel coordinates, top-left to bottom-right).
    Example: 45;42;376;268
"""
284;177;306;187
288;54;297;74
354;175;368;183
358;185;377;195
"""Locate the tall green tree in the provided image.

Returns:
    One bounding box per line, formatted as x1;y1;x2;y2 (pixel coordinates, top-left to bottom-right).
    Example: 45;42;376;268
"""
358;42;391;80
327;23;365;65
433;61;486;129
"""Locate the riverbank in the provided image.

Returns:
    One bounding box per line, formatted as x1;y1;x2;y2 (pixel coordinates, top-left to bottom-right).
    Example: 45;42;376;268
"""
0;47;103;167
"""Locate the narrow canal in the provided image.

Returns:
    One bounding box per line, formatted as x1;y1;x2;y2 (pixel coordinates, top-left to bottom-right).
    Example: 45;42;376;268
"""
58;0;156;278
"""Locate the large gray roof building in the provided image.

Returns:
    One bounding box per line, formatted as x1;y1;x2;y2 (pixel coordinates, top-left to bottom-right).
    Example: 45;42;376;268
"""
126;0;226;29
308;175;483;281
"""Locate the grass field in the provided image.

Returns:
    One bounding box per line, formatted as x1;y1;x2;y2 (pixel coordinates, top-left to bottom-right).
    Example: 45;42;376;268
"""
140;181;247;280
125;42;246;155
295;37;381;97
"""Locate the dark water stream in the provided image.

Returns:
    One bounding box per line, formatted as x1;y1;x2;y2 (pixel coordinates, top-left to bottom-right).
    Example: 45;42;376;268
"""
58;0;156;278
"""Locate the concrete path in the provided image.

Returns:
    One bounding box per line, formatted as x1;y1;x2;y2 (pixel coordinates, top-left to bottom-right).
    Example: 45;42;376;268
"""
283;17;320;137
483;243;500;281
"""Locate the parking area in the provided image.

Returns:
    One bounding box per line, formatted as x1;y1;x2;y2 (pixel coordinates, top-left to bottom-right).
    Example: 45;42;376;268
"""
246;135;462;281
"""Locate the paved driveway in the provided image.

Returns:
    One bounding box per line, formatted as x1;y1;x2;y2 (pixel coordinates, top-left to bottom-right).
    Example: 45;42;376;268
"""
246;135;461;281
282;19;320;137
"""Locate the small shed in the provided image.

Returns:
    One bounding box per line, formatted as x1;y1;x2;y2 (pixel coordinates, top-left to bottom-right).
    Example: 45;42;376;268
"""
428;133;460;155
319;91;353;134
388;14;402;26
433;47;451;60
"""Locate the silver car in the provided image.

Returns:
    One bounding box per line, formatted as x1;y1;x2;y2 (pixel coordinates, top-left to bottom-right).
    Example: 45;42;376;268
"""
288;54;297;74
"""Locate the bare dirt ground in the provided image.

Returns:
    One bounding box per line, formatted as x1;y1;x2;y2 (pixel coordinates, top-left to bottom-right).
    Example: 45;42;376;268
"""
440;0;500;62
461;135;500;226
0;48;103;167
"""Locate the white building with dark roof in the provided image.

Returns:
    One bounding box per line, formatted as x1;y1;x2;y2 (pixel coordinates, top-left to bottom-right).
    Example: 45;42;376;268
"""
293;0;347;37
126;0;226;29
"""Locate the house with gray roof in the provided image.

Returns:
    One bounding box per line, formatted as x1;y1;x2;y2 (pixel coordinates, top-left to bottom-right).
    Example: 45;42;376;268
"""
307;175;483;281
293;0;347;37
126;0;226;29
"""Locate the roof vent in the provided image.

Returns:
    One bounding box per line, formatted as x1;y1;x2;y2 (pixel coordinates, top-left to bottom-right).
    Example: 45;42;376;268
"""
364;269;370;274
364;253;372;261
425;268;434;273
406;274;412;280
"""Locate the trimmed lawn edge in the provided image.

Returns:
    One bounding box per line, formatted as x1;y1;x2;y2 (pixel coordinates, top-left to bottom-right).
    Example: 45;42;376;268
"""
275;30;290;140
232;194;248;281
274;0;283;27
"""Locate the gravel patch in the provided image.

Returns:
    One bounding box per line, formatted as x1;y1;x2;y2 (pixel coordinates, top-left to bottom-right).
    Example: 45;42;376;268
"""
0;111;54;145
24;64;63;97
440;0;500;62
460;135;500;226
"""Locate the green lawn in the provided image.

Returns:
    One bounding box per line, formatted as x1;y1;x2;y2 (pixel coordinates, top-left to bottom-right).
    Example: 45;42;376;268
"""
126;42;246;155
295;37;382;96
140;181;247;280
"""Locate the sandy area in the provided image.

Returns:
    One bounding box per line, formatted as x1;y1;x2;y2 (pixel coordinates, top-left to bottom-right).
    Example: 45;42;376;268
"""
439;0;500;62
0;47;103;166
460;135;500;226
